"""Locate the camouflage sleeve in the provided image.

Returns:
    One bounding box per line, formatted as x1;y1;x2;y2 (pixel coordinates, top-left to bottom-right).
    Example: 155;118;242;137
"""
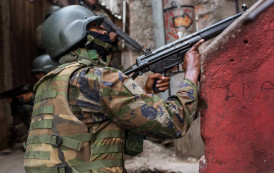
99;67;198;139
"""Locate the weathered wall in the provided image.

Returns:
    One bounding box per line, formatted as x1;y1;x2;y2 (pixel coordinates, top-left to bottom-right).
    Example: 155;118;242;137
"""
9;0;50;87
200;1;273;172
0;0;50;150
175;116;204;159
122;0;155;88
195;0;258;51
170;0;258;160
0;0;14;150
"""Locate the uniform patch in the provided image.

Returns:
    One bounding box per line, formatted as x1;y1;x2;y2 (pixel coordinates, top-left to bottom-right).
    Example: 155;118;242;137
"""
123;79;144;95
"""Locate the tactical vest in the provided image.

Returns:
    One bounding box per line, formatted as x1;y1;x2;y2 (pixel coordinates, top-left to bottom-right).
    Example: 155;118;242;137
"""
23;62;128;173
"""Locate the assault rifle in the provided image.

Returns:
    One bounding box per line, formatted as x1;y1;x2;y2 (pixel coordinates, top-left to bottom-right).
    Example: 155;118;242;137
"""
124;5;247;92
0;84;33;128
0;84;32;99
79;0;143;52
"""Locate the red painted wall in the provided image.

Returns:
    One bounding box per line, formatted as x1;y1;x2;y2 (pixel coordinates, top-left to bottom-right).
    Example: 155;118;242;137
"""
200;3;273;173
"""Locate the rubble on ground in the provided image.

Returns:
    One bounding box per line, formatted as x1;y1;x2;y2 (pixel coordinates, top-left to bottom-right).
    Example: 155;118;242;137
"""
125;140;199;173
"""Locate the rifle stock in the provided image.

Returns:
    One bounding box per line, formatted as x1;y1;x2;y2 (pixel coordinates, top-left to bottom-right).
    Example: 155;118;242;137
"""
103;17;143;51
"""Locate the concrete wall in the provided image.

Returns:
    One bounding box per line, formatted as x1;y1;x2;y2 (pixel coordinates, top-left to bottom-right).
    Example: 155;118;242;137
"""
200;1;273;172
122;0;155;88
175;0;258;160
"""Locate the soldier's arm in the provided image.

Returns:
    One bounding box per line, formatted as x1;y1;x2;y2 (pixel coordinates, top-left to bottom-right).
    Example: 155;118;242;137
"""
99;41;203;139
99;68;198;139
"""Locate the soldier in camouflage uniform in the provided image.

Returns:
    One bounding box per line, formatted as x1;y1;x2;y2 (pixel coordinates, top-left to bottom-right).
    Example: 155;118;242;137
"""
24;5;203;173
4;55;58;148
18;54;59;124
32;54;59;80
15;54;59;128
6;84;34;147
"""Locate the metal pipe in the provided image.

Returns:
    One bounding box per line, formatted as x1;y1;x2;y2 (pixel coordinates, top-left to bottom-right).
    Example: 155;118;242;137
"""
122;0;126;48
235;0;240;13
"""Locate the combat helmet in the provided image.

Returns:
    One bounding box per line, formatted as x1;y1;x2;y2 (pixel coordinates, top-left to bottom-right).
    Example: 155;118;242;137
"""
45;5;61;19
32;54;59;73
41;5;104;62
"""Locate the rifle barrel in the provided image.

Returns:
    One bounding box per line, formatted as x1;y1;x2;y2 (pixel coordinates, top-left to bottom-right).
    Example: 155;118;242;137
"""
0;84;32;99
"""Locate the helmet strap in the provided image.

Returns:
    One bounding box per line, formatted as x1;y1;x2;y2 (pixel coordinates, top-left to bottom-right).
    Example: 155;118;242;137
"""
85;35;113;51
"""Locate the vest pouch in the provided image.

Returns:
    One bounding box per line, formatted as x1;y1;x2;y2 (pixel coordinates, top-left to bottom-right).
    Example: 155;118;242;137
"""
125;131;143;156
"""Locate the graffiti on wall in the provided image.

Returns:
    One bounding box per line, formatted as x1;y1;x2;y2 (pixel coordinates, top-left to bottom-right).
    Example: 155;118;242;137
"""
172;13;193;29
162;0;195;43
225;81;274;102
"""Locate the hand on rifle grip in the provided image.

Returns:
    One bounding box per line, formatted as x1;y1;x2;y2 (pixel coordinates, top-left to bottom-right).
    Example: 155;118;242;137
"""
152;66;178;93
153;79;161;93
144;73;170;94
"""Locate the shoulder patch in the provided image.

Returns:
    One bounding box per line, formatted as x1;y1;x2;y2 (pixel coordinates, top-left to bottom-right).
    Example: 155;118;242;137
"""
123;79;144;95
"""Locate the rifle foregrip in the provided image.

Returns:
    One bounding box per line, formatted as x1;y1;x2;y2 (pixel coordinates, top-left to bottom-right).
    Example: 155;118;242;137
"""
153;79;161;93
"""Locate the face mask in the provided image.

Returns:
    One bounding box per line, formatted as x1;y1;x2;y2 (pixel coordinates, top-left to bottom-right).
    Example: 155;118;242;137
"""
87;31;113;61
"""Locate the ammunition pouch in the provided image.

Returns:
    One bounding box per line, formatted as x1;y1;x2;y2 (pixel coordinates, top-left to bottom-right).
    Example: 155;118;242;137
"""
125;131;143;156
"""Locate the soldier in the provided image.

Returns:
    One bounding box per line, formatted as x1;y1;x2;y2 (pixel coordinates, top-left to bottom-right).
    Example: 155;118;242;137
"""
5;54;58;132
1;54;59;149
0;6;62;151
24;5;203;173
22;54;59;118
32;54;59;80
77;0;125;69
20;54;59;125
3;84;34;146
